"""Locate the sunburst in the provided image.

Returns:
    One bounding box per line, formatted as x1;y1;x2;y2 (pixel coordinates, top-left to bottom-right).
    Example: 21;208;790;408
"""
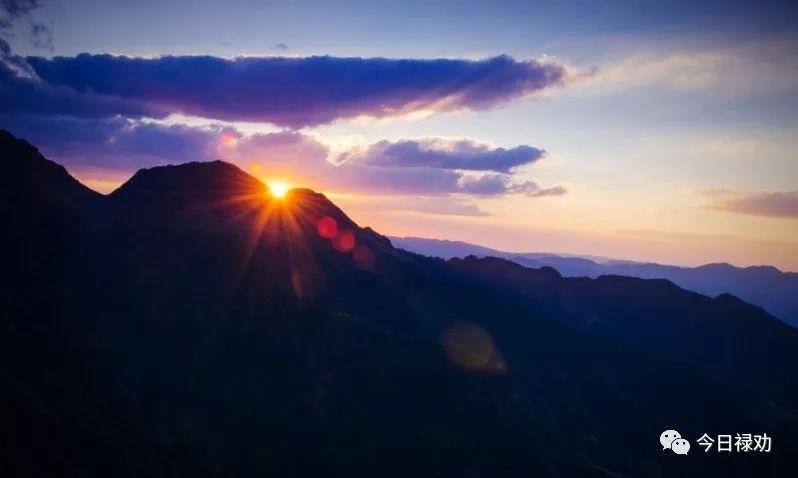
268;180;291;198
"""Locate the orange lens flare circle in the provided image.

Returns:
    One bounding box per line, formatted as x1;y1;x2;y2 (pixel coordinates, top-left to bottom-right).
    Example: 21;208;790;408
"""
317;216;338;239
334;229;356;253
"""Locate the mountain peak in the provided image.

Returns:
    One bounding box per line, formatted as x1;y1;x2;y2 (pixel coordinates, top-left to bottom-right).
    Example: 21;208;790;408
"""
0;130;393;267
110;159;264;198
105;157;394;261
110;161;350;224
0;129;101;205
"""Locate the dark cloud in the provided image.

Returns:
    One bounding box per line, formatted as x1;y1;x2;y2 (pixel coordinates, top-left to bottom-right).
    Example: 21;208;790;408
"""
0;37;29;72
1;0;52;51
0;114;220;168
275;43;288;51
0;59;164;119
0;41;161;119
0;114;565;199
712;191;798;219
25;53;567;128
30;20;51;51
341;139;545;173
1;0;40;25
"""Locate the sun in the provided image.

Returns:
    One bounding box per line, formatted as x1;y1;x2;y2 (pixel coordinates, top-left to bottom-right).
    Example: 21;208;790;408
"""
268;180;291;199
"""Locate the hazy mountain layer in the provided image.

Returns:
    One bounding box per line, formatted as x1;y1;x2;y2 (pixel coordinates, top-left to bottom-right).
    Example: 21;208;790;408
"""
391;236;798;327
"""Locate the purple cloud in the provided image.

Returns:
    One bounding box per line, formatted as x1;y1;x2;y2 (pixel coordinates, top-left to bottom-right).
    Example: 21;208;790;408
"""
0;58;163;120
1;1;52;51
712;191;798;219
459;174;566;197
0;114;217;168
0;115;565;199
340;139;545;173
24;53;567;128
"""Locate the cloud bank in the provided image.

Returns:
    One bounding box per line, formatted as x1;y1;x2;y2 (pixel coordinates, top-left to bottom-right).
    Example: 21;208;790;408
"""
0;42;567;211
339;139;545;173
19;53;567;128
0;59;161;119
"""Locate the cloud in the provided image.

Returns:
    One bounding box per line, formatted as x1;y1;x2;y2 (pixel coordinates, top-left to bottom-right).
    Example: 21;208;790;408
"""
1;0;40;27
0;54;164;119
274;43;288;51
334;195;490;217
223;134;562;197
0;114;220;168
24;53;568;128
1;115;565;200
565;38;798;101
1;0;52;51
594;52;728;91
30;20;52;51
508;181;567;197
459;174;566;197
710;190;798;219
339;138;545;173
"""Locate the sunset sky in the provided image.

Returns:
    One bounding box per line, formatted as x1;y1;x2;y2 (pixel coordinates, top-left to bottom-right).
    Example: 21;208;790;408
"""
2;0;797;269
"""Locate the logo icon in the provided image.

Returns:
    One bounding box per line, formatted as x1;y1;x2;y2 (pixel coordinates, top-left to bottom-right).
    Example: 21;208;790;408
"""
661;429;690;455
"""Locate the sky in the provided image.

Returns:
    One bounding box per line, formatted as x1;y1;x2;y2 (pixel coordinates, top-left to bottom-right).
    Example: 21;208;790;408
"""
1;0;797;270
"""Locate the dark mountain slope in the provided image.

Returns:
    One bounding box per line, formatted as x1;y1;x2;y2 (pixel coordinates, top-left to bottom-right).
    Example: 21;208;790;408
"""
391;236;798;327
591;261;798;328
1;130;794;477
448;257;798;424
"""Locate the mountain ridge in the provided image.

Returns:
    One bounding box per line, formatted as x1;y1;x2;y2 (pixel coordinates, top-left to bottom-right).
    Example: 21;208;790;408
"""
392;236;798;327
392;235;796;273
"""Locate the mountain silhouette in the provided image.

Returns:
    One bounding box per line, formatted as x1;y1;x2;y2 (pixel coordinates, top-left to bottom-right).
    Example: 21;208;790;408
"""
1;130;795;477
392;236;798;327
447;256;798;420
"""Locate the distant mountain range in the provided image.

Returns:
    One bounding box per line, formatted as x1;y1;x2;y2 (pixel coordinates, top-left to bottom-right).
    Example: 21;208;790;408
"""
391;236;798;328
2;129;796;477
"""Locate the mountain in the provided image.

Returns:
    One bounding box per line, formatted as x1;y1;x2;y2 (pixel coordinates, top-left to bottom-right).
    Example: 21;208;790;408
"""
447;256;798;421
1;130;795;477
391;236;798;327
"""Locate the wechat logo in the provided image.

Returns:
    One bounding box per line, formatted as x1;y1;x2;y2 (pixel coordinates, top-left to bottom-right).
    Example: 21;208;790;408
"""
661;429;690;455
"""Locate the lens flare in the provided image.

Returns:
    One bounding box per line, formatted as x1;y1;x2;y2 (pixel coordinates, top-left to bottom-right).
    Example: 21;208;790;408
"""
441;322;507;374
334;229;356;253
316;216;338;239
